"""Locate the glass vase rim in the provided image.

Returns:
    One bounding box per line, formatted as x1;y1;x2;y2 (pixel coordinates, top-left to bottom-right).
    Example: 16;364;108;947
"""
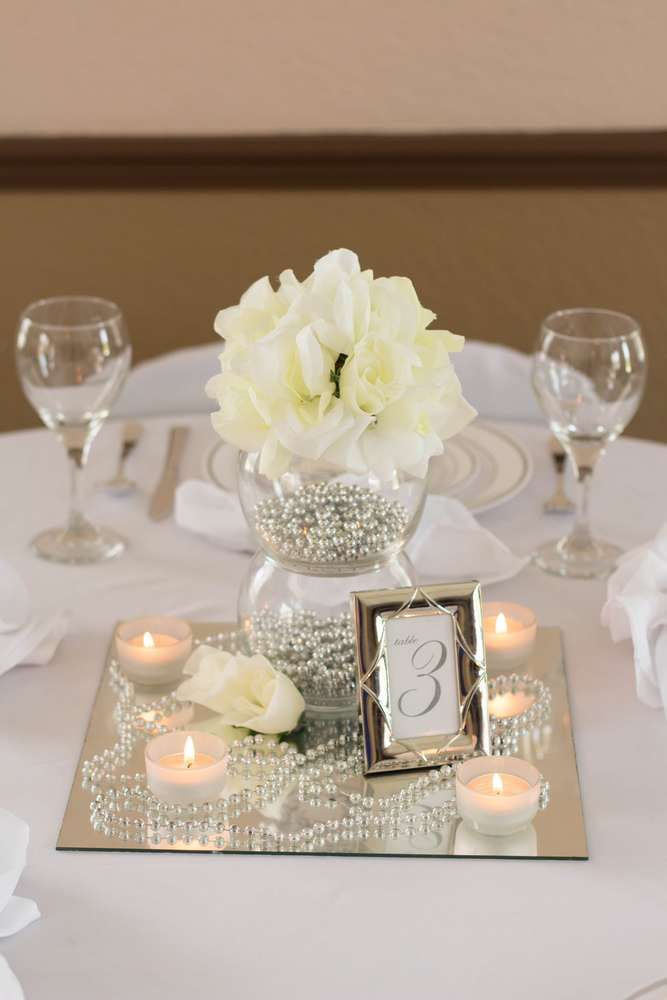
19;295;123;331
541;307;641;344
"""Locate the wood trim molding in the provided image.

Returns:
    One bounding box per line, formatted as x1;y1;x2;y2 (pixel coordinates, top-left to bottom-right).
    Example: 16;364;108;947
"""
2;131;667;188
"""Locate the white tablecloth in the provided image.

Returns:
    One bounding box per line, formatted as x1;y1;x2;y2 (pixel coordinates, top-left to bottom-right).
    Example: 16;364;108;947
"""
1;415;666;1000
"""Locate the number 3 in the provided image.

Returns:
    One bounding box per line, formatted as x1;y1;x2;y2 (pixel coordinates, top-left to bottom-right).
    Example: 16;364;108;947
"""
397;640;447;718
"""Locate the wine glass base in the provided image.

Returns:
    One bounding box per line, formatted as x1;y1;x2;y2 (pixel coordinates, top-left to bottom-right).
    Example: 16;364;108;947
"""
533;537;622;580
32;526;126;565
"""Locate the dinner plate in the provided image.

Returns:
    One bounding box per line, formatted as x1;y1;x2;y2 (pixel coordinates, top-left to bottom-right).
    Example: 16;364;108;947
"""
429;422;533;514
203;421;533;515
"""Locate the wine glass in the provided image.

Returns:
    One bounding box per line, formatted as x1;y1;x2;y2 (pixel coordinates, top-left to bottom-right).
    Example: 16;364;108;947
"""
16;296;132;564
532;308;646;579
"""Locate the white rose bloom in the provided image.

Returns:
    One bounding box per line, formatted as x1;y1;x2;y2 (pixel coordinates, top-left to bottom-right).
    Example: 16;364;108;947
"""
291;249;374;357
339;332;420;417
176;646;305;735
368;276;424;343
209;248;476;481
214;270;301;347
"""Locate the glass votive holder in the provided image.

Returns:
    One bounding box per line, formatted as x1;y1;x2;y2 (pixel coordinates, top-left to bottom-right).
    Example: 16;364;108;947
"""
115;617;192;685
455;756;541;836
454;820;537;857
145;731;229;805
483;602;537;671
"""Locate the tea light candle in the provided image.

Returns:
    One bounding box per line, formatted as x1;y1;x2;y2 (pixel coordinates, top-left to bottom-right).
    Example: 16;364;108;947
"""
456;756;541;836
145;731;229;805
483;602;537;670
115;617;192;685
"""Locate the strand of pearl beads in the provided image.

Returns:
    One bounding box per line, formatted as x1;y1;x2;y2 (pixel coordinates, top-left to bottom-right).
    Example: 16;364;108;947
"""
82;642;547;851
85;726;460;850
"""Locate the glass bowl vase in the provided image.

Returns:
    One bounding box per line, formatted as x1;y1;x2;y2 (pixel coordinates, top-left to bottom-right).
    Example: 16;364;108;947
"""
238;451;427;577
236;451;427;715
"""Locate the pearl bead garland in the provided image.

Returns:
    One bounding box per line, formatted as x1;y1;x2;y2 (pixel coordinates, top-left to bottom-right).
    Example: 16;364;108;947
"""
82;672;463;849
253;481;409;568
489;673;552;756
81;646;550;851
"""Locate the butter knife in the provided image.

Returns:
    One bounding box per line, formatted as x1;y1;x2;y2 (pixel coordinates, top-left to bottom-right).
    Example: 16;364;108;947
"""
148;426;190;521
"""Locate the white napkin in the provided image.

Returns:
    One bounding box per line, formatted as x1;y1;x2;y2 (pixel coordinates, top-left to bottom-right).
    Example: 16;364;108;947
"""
174;480;253;552
0;809;40;939
0;957;24;1000
175;480;526;585
408;495;529;585
601;525;667;713
0;562;68;679
0;809;39;1000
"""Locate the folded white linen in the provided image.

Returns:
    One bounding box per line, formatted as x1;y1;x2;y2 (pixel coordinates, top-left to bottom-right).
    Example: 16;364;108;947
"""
601;525;667;713
0;561;68;679
408;495;529;585
0;808;40;939
0;957;24;1000
0;809;38;1000
175;480;527;585
174;480;253;552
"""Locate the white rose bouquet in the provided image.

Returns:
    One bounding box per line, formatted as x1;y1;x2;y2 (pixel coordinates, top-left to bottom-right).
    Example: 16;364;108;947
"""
207;249;476;481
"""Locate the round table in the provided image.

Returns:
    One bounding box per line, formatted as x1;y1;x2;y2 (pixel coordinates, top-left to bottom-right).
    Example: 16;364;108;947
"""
2;415;666;1000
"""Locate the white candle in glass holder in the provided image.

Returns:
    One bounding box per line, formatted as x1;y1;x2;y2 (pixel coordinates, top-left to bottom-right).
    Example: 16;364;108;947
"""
483;603;537;670
145;731;229;805
455;756;541;836
115;617;192;685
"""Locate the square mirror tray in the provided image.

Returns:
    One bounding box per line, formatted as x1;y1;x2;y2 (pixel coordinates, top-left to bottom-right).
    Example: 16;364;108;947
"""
58;624;587;860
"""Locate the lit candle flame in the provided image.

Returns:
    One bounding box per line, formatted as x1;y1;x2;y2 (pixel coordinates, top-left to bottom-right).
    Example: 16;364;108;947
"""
495;612;508;635
183;735;195;769
492;772;503;795
142;631;155;649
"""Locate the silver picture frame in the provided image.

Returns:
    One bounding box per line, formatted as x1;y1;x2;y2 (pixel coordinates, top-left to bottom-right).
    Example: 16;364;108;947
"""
352;582;490;775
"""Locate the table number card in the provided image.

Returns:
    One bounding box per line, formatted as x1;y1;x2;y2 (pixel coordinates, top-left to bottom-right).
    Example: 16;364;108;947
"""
384;610;460;741
352;582;490;775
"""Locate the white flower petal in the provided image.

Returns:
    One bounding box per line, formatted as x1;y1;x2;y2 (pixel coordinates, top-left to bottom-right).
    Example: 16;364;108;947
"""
242;671;305;734
176;649;304;734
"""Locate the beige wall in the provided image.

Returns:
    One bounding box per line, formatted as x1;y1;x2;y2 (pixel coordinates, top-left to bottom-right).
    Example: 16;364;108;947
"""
3;0;667;135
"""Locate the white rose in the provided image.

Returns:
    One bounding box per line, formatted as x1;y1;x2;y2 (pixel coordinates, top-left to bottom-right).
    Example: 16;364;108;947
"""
207;371;272;453
359;382;476;480
339;332;420;417
214;270;301;348
206;369;292;478
176;646;305;735
299;249;373;356
368;275;424;344
250;321;336;403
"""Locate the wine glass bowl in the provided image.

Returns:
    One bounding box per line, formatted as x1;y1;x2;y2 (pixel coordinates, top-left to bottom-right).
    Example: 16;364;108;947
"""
16;296;131;564
532;308;646;579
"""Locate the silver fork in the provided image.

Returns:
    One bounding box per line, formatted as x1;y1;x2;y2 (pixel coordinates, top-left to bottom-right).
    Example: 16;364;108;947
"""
543;436;575;514
99;421;143;495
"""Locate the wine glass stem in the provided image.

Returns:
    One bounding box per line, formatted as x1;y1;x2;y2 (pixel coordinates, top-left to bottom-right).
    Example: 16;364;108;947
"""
66;443;90;534
570;464;594;550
